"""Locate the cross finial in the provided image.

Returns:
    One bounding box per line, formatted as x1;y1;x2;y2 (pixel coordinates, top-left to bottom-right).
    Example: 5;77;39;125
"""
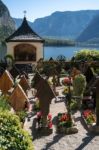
23;10;27;17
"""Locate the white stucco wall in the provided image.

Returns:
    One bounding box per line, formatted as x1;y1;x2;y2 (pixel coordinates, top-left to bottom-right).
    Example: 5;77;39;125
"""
6;41;44;64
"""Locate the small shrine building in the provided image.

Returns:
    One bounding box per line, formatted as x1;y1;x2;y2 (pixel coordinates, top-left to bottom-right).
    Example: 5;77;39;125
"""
6;16;44;64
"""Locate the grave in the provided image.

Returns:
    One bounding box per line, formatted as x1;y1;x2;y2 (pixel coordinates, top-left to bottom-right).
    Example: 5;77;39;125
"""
10;65;20;79
32;72;55;133
9;84;29;111
19;75;30;93
0;70;14;94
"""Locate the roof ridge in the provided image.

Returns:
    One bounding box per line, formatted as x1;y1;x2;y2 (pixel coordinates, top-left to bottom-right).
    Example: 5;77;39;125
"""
6;17;44;43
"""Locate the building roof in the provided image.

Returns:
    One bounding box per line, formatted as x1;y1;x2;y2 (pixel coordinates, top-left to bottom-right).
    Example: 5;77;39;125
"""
6;17;44;43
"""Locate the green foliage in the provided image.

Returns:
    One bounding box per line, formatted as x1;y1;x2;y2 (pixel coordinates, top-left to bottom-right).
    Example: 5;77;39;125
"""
33;100;40;111
5;54;14;62
0;111;34;150
16;111;27;123
0;95;11;111
70;99;78;111
73;74;86;97
74;49;99;61
40;61;57;76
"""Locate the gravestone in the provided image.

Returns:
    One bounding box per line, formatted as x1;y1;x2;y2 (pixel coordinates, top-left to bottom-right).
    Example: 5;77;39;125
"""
84;66;94;84
0;70;14;94
9;84;28;111
90;78;99;133
21;71;29;79
10;65;20;79
0;67;5;77
19;75;30;93
32;72;55;127
96;78;99;126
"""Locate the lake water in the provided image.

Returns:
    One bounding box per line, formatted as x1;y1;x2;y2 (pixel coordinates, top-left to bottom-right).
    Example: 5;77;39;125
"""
44;46;99;60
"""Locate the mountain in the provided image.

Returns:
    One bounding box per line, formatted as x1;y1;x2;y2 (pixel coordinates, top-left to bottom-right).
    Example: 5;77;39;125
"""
77;14;99;42
0;0;15;42
14;10;99;39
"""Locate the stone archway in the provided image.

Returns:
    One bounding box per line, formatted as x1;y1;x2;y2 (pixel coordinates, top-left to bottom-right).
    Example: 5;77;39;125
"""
14;44;36;61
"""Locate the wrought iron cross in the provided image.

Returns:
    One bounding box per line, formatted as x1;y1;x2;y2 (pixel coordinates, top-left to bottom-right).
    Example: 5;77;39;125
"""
23;10;27;17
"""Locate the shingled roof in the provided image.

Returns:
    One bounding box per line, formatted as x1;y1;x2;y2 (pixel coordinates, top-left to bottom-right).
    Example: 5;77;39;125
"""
6;17;44;42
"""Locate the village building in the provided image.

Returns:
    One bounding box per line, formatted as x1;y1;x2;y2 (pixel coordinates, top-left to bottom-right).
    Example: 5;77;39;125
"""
6;16;44;65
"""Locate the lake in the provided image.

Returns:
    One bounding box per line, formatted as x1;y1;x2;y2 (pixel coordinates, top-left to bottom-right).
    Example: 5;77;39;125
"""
44;46;99;60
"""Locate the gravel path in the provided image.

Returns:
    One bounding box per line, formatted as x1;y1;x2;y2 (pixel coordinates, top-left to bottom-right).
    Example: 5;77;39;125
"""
24;86;99;150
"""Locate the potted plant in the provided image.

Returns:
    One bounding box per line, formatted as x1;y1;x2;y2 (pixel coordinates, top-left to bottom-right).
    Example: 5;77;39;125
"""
56;112;78;134
82;109;96;127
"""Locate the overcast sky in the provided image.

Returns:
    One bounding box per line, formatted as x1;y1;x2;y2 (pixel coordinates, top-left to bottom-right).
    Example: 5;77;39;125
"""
2;0;99;21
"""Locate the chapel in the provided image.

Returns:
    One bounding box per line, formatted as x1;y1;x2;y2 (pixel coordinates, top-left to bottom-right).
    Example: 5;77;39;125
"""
6;16;44;64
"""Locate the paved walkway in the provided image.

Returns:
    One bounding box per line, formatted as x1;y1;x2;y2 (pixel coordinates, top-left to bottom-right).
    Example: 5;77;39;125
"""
24;86;99;150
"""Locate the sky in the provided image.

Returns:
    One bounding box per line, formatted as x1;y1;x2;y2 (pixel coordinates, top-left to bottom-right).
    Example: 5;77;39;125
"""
2;0;99;22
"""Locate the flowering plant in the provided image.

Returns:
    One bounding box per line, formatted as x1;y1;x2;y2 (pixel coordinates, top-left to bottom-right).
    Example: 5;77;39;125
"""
82;109;96;125
62;77;72;86
58;113;72;128
36;111;52;129
62;86;73;95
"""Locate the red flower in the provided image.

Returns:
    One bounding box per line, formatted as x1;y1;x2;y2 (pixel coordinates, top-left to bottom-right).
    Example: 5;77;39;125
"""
48;122;52;128
83;110;92;118
48;114;52;120
59;113;71;123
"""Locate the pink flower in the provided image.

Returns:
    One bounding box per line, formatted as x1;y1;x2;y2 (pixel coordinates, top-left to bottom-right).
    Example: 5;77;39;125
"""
48;114;52;120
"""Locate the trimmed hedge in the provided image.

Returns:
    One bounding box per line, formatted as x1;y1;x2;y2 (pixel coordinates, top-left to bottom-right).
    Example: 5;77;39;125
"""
0;111;34;150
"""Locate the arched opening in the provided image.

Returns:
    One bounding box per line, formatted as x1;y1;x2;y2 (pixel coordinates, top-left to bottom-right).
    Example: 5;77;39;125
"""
14;44;36;61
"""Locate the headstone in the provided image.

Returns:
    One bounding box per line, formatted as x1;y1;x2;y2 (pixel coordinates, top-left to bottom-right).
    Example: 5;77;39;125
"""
19;75;30;92
84;66;94;83
9;84;28;111
0;70;14;94
0;67;5;77
96;79;99;126
32;72;55;116
10;65;20;79
22;71;29;79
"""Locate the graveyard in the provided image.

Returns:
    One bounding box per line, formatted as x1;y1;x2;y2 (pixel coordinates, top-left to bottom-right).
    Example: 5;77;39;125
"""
0;49;99;150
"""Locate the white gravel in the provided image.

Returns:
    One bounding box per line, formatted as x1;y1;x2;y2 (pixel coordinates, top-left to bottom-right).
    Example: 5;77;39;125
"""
24;86;99;150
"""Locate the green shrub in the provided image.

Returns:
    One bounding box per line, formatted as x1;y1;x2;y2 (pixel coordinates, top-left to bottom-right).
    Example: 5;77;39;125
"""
72;73;86;108
74;49;99;61
0;95;11;111
0;111;34;150
16;110;27;123
73;74;86;97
